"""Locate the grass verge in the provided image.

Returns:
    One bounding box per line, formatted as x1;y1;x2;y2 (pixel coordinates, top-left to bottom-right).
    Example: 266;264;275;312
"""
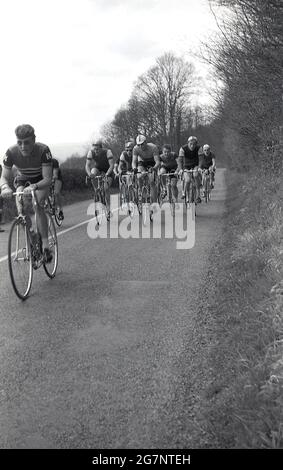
195;168;283;448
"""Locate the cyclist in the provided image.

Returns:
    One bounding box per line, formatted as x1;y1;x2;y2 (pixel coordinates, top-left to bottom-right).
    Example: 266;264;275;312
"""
132;134;160;203
199;144;216;189
159;144;178;201
0;124;53;262
177;135;202;203
52;158;64;220
85;140;114;215
118;141;134;174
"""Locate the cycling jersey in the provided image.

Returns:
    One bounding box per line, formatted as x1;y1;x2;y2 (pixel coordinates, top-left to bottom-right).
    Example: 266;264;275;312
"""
133;143;159;167
119;150;133;172
199;152;215;170
179;144;200;170
3;142;52;179
52;158;63;181
87;148;113;173
160;152;178;171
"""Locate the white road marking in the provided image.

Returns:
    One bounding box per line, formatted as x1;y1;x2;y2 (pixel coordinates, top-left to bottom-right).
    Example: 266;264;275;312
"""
0;207;120;264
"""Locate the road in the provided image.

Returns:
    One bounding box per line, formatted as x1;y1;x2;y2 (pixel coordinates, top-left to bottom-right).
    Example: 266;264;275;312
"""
0;169;226;449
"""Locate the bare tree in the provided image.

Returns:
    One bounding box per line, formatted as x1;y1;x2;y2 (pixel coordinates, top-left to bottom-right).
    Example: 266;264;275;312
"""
133;52;196;147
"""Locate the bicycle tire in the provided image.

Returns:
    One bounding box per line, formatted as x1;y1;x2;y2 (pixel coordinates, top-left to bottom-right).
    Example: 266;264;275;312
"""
43;213;58;279
128;186;135;218
8;218;33;300
204;176;208;203
168;184;175;217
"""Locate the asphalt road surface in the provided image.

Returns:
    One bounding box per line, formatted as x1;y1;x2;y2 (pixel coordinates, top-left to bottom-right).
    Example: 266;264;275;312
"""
0;169;226;448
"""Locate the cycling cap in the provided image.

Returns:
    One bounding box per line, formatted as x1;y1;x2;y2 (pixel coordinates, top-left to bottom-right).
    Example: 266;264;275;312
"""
92;140;103;148
136;134;146;145
188;136;198;143
125;141;134;150
15;124;35;139
203;144;210;151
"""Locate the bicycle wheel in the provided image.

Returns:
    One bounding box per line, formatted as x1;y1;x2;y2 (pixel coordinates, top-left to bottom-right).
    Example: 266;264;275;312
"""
168;184;175;217
204;177;208;203
128;186;135;218
8;218;33;300
120;182;127;211
43;213;58;279
157;180;163;207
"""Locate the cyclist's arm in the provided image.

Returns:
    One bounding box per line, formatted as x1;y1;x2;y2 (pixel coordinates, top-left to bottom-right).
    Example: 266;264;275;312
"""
38;164;52;189
212;156;216;169
52;159;59;180
177;148;184;171
0;165;12;192
132;148;138;170
85;150;93;176
37;148;53;189
153;146;161;170
105;150;114;175
118;152;126;173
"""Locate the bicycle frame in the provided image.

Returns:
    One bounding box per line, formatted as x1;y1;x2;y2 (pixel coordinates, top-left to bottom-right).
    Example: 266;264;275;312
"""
87;174;110;224
181;169;200;205
118;172;137;217
158;171;177;215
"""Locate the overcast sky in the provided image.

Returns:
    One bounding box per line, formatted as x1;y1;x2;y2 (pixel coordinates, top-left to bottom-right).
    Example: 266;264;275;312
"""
0;0;218;156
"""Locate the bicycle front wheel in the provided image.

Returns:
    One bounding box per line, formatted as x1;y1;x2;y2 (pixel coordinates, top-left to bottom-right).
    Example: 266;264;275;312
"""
168;185;175;217
43;213;58;279
8;218;33;300
128;186;135;218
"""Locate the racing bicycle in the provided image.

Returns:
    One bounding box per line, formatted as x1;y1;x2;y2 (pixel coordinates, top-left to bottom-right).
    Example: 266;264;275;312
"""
8;189;58;300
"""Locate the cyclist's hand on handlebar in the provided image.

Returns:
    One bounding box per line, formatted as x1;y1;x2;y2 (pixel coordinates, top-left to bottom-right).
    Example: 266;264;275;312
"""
23;184;37;195
1;186;13;199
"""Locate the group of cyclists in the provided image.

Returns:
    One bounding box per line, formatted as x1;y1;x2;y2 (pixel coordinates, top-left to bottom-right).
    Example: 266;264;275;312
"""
85;134;216;218
0;124;216;263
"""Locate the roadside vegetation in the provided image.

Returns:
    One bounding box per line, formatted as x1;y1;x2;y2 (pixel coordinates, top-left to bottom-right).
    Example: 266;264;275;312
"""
194;0;282;448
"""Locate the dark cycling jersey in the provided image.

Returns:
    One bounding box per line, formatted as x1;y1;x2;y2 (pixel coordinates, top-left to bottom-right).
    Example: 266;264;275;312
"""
133;143;159;168
119;150;133;172
87;148;113;172
199;152;215;170
3;142;52;179
52;158;63;181
160;152;178;171
179;144;200;170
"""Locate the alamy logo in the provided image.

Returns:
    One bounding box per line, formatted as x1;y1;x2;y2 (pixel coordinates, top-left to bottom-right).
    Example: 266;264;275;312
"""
86;194;195;250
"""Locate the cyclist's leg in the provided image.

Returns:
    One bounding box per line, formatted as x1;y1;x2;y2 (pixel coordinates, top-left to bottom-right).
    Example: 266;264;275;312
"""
33;188;50;250
137;164;146;192
104;174;112;209
193;167;201;202
183;171;191;199
171;176;178;201
158;166;167;197
148;168;157;203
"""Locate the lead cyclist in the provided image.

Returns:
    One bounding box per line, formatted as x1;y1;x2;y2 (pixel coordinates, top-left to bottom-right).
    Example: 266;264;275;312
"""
132;135;160;203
